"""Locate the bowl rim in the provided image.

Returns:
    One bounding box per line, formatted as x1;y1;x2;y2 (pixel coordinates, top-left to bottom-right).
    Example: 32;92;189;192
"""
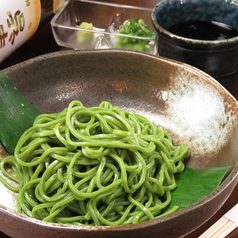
1;49;238;232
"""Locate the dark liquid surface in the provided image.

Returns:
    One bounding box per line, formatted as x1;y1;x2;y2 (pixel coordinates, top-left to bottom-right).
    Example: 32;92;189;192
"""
168;21;238;40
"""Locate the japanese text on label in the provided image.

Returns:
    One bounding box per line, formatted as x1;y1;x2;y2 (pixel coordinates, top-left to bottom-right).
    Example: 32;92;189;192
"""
0;10;25;48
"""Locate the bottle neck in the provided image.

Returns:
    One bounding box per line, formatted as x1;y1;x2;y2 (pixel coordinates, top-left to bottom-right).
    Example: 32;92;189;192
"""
40;0;54;22
40;0;66;22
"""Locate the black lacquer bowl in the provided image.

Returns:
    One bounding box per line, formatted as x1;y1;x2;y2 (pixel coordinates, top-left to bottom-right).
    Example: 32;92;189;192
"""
152;0;238;86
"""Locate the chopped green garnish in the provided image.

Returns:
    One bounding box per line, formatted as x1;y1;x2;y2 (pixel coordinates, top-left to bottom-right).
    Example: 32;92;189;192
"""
118;19;154;38
116;19;155;52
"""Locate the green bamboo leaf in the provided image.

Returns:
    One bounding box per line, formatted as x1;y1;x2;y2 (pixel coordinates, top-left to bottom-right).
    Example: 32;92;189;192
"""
167;166;232;210
0;72;41;155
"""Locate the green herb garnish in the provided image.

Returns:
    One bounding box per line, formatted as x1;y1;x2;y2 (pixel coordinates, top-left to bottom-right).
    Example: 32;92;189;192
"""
116;19;155;52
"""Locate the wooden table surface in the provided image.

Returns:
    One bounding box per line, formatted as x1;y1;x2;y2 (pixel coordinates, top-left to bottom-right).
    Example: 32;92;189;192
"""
0;1;237;237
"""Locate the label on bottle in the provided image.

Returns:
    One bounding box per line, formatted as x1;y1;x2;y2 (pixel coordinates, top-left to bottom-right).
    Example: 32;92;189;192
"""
0;0;41;63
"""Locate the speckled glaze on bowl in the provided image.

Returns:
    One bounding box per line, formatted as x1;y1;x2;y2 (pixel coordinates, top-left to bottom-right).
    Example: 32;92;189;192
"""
0;49;238;238
151;0;238;86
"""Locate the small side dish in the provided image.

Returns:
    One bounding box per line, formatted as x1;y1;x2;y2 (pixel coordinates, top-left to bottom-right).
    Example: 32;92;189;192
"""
51;0;156;53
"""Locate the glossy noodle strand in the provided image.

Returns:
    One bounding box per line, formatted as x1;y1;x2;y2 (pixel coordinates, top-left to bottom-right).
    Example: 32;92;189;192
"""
0;101;190;226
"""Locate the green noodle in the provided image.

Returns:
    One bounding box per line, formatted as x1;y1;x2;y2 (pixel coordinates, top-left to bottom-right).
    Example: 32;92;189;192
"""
0;101;190;226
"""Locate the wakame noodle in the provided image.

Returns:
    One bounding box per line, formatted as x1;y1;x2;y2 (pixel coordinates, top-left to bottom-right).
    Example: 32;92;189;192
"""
0;101;190;226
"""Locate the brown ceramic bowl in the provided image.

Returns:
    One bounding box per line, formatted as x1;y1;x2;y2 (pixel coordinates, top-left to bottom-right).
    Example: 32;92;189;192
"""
0;50;238;238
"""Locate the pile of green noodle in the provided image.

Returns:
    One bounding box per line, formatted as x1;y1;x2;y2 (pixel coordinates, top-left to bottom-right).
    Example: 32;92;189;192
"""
0;101;190;226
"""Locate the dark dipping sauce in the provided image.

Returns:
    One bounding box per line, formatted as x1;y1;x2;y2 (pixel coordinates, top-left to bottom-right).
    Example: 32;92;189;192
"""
168;21;238;40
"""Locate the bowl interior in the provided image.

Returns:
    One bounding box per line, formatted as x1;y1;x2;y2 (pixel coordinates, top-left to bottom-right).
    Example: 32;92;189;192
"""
1;49;238;238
